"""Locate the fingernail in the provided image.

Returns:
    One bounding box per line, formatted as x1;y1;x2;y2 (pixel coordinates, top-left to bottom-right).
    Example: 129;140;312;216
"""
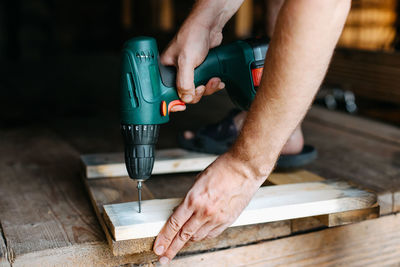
159;256;169;265
155;245;164;255
218;82;225;89
182;94;193;103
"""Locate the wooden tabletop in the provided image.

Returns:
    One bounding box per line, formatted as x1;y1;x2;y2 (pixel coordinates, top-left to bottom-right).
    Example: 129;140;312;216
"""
0;106;399;266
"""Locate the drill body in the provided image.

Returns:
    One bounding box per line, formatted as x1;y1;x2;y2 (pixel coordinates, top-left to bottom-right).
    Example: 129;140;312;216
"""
120;36;269;188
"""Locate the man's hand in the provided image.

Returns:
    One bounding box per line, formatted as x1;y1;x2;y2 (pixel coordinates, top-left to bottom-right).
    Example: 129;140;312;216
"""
159;0;247;111
153;153;265;264
161;23;225;112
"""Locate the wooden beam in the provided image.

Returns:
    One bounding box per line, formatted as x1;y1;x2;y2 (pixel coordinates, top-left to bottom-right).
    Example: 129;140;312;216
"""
325;49;400;104
85;169;320;256
121;0;133;30
307;106;400;146
0;227;9;267
159;0;174;31
169;213;400;266
315;206;379;227
103;181;376;241
81;149;217;179
267;168;379;228
235;0;253;38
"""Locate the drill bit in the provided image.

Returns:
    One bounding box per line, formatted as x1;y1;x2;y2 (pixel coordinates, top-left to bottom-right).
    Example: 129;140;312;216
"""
137;181;142;213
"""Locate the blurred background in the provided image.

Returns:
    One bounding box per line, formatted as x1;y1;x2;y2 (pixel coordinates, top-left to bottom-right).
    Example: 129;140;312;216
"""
0;0;399;152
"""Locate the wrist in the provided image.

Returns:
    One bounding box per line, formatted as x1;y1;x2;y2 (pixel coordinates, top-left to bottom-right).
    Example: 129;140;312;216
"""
189;0;226;29
223;150;274;184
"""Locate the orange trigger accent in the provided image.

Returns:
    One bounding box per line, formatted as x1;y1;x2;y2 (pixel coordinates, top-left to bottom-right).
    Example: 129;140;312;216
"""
251;67;263;87
161;101;167;116
168;100;186;112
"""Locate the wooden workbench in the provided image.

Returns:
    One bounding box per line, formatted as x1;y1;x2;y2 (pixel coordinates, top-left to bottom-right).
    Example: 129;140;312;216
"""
0;106;399;266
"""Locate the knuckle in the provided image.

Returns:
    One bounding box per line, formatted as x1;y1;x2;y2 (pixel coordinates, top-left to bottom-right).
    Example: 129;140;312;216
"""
177;52;190;66
168;216;181;233
202;207;215;217
178;229;192;242
186;193;196;208
161;234;173;244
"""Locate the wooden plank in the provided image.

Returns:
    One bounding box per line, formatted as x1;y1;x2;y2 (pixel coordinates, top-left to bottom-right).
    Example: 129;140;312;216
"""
0;128;102;260
103;181;376;241
267;170;324;185
81;149;217;179
304;107;400;215
308;106;400;146
86;168;375;256
0;227;10;267
85;170;326;256
0;127;161;266
170;213;400;267
394;191;400;213
85;174;291;256
315;205;379;227
235;0;253;38
83;176;156;256
159;0;174;31
267;169;379;228
325;49;400;104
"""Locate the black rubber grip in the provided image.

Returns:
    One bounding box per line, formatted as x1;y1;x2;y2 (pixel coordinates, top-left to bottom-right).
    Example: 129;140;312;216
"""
159;63;177;88
121;124;160;180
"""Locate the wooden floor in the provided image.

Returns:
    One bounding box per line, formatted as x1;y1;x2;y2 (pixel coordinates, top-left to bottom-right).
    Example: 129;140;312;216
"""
0;105;399;266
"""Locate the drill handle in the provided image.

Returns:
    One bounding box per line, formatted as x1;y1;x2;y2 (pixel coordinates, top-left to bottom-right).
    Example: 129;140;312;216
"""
159;40;260;110
159;50;220;90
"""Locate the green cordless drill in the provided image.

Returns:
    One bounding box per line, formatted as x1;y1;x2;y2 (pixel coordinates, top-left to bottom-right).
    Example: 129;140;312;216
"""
120;36;269;212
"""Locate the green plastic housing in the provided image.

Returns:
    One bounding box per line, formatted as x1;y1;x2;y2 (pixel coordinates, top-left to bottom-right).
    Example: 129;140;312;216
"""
120;36;257;125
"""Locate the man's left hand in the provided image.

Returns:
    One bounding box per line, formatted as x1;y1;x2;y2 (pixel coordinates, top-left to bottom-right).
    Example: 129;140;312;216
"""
153;152;264;264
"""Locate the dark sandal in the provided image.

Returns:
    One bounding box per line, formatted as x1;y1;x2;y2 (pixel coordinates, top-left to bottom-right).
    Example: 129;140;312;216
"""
178;109;317;168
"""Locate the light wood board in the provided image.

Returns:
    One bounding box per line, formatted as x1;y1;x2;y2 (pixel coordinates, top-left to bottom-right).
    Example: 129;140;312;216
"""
103;181;376;241
85;169;323;256
81;148;217;179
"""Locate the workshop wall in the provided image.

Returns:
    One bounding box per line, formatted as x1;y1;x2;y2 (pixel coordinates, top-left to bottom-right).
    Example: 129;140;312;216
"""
0;0;399;128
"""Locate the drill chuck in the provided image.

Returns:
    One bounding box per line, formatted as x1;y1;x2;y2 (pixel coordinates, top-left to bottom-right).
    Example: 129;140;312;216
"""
121;124;160;180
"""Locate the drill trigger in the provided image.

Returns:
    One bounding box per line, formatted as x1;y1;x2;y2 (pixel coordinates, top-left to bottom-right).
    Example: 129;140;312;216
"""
168;100;186;113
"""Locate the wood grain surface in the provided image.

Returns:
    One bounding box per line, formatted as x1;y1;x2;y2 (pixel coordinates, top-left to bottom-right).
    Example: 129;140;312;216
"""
85;170;323;256
81;149;217;179
170;213;400;267
0;105;398;266
104;181;376;241
305;106;400;215
325;49;400;104
0;128;155;266
0;227;9;267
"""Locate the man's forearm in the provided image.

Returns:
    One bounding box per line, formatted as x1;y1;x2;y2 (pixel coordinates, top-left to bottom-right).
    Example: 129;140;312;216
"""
185;0;244;33
231;0;351;179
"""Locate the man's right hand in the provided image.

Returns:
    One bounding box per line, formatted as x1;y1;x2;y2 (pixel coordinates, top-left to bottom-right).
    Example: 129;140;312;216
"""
161;23;226;111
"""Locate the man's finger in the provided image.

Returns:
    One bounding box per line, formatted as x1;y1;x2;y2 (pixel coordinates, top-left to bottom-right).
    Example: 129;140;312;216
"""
204;77;225;96
191;86;206;104
176;57;196;103
160;44;177;66
170;105;186;112
191;221;216;241
206;223;230;239
162;214;206;262
153;203;193;256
